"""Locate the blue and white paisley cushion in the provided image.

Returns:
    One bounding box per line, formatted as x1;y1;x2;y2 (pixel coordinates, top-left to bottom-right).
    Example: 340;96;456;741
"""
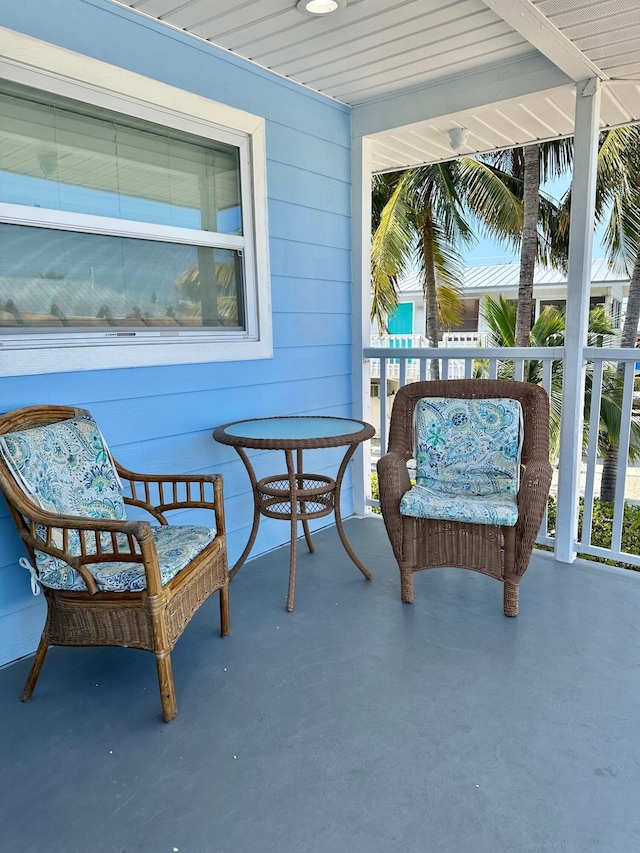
0;415;126;519
413;397;523;496
0;416;215;591
33;525;216;592
400;397;523;526
399;484;518;527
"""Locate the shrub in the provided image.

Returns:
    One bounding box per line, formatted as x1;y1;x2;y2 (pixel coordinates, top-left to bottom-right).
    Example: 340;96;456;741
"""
370;471;381;514
545;494;640;570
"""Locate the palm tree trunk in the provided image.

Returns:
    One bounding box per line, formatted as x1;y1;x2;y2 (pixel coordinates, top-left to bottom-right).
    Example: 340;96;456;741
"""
620;251;640;349
600;443;618;503
422;212;440;380
515;144;540;348
599;251;640;499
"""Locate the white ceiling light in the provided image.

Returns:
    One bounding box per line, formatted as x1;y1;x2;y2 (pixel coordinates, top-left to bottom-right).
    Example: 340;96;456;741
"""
448;127;470;151
296;0;347;15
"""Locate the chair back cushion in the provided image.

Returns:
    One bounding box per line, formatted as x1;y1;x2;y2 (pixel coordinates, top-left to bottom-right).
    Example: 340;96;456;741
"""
414;397;523;497
0;415;125;519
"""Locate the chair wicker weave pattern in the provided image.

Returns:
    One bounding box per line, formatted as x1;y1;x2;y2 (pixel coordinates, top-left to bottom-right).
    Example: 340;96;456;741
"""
0;404;229;722
377;380;552;617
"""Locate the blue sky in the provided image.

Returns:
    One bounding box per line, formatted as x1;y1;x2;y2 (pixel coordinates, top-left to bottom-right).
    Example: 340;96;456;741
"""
461;175;609;267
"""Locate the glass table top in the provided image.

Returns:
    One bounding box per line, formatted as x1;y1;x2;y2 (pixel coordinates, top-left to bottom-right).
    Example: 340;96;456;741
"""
222;416;368;441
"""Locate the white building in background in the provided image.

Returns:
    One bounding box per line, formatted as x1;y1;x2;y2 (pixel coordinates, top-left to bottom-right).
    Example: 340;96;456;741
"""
372;259;628;344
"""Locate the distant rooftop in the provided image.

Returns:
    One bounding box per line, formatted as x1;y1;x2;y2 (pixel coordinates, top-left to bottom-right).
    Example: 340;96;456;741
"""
396;260;629;294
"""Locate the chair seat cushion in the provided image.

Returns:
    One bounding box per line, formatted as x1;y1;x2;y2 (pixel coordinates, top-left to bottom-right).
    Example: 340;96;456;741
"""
400;483;519;527
34;525;216;592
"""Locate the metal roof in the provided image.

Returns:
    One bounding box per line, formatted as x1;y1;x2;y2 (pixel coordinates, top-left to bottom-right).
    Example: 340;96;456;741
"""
396;259;628;294
113;0;640;172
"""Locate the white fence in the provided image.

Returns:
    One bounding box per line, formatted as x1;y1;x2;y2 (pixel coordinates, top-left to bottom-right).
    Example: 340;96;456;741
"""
369;333;488;381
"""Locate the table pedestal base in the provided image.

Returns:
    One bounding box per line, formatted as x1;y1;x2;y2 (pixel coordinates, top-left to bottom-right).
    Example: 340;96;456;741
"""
229;445;371;610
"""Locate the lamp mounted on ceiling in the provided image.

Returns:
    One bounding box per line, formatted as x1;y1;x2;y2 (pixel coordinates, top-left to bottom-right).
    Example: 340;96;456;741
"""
38;152;58;177
448;127;469;152
296;0;347;15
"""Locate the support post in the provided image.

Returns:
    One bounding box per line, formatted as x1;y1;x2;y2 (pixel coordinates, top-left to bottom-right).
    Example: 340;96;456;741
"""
350;135;373;516
555;78;601;562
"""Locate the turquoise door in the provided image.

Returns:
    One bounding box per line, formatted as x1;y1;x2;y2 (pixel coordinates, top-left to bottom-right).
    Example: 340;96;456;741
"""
387;303;414;365
388;302;413;335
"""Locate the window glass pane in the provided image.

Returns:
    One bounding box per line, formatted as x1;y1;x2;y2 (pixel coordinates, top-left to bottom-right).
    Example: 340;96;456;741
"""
0;224;245;330
0;89;242;234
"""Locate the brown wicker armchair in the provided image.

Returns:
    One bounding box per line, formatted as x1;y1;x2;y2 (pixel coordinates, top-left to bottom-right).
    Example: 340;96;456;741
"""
0;405;229;722
377;380;552;616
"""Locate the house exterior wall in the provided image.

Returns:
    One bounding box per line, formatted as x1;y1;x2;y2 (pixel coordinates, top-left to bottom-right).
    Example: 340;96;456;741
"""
0;0;353;665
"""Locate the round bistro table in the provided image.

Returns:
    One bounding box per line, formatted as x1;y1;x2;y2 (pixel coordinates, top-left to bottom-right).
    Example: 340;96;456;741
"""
213;415;375;611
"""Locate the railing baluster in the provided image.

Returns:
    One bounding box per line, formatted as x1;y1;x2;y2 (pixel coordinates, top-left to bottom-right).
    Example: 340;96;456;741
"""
581;359;604;548
379;357;388;457
611;360;635;552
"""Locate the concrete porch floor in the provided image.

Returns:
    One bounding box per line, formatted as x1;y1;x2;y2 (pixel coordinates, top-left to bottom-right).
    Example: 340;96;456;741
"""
1;516;639;853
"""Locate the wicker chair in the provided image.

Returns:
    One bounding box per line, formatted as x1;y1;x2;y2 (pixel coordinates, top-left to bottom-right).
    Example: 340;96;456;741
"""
377;380;552;616
0;405;229;722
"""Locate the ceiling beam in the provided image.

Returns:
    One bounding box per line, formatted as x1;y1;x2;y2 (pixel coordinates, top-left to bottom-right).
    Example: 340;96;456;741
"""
480;0;609;82
352;55;570;139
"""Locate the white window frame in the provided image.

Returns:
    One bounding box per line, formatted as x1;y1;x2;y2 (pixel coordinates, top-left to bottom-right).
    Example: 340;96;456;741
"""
0;26;272;376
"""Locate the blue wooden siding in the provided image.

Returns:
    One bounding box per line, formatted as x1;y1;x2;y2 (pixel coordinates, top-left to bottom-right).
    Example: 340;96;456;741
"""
0;0;354;665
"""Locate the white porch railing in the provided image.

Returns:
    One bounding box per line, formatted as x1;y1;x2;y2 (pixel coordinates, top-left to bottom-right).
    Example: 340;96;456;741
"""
364;344;640;567
370;333;489;381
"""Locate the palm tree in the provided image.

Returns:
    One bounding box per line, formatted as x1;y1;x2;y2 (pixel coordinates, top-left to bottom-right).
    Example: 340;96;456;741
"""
371;158;522;378
480;141;573;346
480;295;640;470
174;253;241;326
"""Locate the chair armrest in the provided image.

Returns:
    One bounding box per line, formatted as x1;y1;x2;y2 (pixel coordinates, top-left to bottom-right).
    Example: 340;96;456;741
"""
116;465;225;535
514;458;553;576
377;451;413;564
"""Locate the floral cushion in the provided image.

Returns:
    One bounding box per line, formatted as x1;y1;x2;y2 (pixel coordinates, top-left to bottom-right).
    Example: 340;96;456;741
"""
400;396;523;526
33;525;216;592
399;483;519;527
414;397;523;497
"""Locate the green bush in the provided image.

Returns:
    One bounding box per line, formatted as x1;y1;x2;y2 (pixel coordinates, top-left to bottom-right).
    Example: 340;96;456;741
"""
370;471;380;514
547;494;640;570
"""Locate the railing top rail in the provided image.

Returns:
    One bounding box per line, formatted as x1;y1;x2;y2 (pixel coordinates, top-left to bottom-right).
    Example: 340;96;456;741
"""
583;346;640;360
364;346;565;360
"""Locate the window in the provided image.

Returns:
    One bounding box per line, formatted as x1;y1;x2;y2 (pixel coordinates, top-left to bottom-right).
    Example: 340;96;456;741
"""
0;30;271;375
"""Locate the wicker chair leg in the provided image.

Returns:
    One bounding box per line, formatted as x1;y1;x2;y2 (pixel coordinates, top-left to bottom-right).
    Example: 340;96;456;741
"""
21;635;49;702
155;653;178;722
219;583;230;637
400;570;414;603
503;581;519;617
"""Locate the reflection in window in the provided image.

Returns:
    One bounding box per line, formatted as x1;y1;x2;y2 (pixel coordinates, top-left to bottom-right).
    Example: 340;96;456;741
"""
0;85;242;233
0;224;244;330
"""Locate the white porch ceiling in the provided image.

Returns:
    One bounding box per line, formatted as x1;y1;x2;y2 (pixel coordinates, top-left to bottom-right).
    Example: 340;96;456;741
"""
114;0;640;172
